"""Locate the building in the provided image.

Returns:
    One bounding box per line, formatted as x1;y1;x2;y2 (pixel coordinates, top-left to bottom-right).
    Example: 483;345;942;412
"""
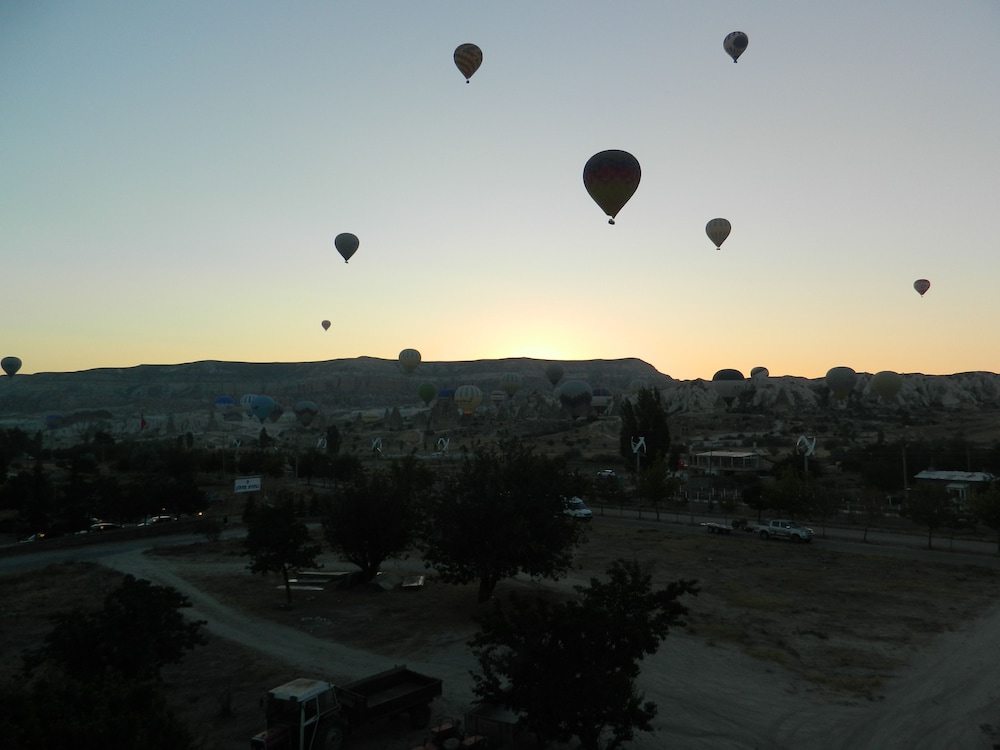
912;470;997;504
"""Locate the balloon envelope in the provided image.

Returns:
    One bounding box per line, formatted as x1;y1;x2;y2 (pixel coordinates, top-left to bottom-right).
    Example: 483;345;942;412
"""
913;279;930;296
335;233;360;263
499;372;521;398
293;400;319;427
215;396;236;413
750;366;769;379
1;356;21;377
712;369;745;405
545;363;564;387
454;43;483;81
418;382;437;406
454;385;483;415
399;348;421;375
706;218;732;250
724;31;749;62
826;366;857;399
583;150;641;225
870;371;903;401
591;386;612;415
321;320;331;331
249;395;276;423
558;379;593;418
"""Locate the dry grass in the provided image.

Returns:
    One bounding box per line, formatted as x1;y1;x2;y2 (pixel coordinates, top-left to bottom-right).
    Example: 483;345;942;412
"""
4;523;1000;747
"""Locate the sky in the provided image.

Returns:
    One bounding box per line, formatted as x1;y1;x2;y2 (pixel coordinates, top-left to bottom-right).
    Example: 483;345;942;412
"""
3;1;999;381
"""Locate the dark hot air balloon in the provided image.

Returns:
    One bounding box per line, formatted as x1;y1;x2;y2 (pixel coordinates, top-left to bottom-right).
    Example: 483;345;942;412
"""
454;43;483;82
335;233;359;263
826;366;857;400
870;371;903;401
583;150;641;225
1;356;21;377
418;382;437;406
545;363;564;387
913;279;930;297
706;218;731;250
399;348;421;375
724;31;749;62
321;320;331;331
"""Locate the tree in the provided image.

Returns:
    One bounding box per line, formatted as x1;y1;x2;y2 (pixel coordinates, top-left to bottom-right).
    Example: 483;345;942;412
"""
633;458;677;520
243;499;322;604
469;558;699;750
0;670;197;750
903;484;955;549
322;456;431;584
618;387;671;470
970;481;1000;553
422;439;583;603
25;574;206;682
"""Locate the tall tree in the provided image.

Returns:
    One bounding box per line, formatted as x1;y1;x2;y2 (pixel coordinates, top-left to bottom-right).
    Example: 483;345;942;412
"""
619;387;671;470
322;456;432;584
25;574;206;682
243;499;322;603
469;559;698;750
422;439;583;603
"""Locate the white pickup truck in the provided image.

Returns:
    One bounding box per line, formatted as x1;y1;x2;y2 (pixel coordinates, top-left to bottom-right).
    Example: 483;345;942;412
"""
753;519;814;543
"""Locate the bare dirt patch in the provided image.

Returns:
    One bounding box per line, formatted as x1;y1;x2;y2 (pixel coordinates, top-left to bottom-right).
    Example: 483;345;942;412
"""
4;524;1000;749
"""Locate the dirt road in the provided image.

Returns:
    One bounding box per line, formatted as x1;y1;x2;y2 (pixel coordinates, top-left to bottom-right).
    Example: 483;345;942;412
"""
97;544;1000;750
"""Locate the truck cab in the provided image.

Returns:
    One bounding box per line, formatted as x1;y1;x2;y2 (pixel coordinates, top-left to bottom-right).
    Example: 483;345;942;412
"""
251;678;345;750
758;519;813;542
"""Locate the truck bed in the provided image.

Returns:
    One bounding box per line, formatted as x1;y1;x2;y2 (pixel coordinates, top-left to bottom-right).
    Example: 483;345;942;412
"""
336;665;442;721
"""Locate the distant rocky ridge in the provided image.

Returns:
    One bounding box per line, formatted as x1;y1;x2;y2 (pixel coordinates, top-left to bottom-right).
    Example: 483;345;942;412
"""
1;357;1000;422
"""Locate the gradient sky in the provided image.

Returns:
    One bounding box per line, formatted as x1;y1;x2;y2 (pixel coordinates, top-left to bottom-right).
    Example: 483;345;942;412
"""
3;1;998;380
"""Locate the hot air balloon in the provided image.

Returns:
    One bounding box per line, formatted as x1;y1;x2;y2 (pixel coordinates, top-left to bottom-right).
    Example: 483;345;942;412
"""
268;402;284;423
628;379;648;395
1;356;21;377
870;370;903;401
499;372;521;399
454;43;482;83
750;366;769;379
591;386;612;415
712;369;745;408
335;233;359;263
558;379;593;418
249;394;276;423
240;394;257;416
215;396;236;414
724;31;749;62
545;363;564;388
293;400;319;427
399;348;421;375
418;382;437;406
321;320;331;331
826;366;857;400
583;150;641;225
913;279;930;297
706;218;731;250
454;385;483;416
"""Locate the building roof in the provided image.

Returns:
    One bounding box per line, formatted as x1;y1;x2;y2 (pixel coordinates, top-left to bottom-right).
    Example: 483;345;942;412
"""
913;470;997;483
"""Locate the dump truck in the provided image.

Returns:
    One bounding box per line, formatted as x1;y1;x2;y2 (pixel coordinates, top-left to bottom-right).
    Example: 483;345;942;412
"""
250;665;442;750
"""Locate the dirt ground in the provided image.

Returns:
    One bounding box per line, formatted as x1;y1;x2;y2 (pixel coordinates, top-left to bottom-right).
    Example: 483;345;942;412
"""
5;523;1000;749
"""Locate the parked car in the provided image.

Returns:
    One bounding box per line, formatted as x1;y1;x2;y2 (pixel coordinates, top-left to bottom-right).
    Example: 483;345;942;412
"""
89;522;121;533
596;469;617;479
139;514;177;526
19;532;46;543
563;497;593;521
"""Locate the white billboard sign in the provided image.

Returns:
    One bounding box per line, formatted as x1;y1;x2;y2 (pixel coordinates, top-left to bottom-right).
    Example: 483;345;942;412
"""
234;476;262;493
